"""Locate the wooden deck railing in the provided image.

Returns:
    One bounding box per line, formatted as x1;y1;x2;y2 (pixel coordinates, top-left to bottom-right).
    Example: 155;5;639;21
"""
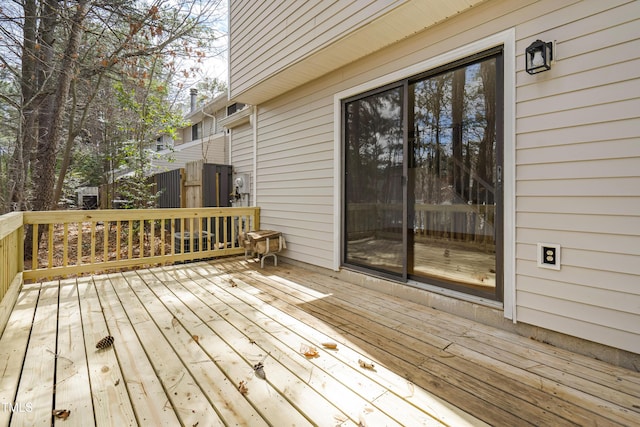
0;212;25;336
22;207;260;281
0;207;260;332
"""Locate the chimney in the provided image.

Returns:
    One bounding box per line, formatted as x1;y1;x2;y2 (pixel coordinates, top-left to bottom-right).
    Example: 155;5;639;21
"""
190;88;198;112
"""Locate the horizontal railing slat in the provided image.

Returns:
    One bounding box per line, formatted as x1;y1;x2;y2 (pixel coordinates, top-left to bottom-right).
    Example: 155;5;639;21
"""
22;207;260;224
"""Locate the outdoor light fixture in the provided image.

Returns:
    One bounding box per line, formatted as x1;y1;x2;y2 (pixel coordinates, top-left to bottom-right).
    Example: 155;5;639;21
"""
525;39;553;74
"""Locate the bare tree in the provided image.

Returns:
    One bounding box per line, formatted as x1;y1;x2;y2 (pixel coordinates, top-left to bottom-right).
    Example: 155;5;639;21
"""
0;0;225;214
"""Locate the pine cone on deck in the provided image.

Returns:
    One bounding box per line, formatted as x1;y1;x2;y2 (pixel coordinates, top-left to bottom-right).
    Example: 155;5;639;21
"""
96;335;114;350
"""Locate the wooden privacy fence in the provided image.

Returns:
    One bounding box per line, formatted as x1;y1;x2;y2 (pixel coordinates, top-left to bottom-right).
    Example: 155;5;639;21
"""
154;161;233;209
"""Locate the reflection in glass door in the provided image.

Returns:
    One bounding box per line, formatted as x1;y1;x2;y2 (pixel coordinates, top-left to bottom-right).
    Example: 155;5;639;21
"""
343;48;503;300
409;55;502;299
344;86;404;275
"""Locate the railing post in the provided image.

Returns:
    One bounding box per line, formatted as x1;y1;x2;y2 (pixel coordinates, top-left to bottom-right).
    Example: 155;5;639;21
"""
17;223;24;274
0;212;25;337
254;207;260;231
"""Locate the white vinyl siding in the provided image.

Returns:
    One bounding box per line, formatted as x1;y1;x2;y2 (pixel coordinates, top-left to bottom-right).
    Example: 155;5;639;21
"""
230;123;254;194
240;0;640;353
256;99;335;268
514;0;640;353
230;0;399;97
151;134;227;173
214;109;226;134
229;0;486;103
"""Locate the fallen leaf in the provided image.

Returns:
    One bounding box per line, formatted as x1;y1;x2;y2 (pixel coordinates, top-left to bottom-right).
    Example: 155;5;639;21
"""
53;409;71;420
171;317;179;328
192;335;199;343
238;380;248;395
230;279;237;287
321;342;338;349
300;344;319;358
115;379;120;386
358;359;375;370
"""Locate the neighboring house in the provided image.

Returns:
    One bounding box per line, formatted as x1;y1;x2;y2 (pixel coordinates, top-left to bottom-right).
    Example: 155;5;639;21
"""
150;90;253;208
150;90;230;174
226;0;640;363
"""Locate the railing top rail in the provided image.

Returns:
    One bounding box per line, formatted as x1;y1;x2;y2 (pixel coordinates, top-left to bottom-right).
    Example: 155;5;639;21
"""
0;212;24;240
23;207;260;224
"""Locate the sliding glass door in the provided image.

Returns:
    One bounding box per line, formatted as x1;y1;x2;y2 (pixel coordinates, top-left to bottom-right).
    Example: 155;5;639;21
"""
344;86;404;276
344;48;503;300
408;54;502;299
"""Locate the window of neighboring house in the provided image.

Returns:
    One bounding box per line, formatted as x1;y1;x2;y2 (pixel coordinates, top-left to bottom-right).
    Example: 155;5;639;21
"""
192;122;201;141
227;103;245;115
343;46;504;301
156;136;165;151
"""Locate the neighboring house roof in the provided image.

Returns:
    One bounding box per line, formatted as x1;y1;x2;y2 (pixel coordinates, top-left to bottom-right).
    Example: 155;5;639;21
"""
185;92;228;124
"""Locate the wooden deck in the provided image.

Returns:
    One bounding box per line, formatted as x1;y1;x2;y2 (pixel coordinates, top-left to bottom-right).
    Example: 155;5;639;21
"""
1;258;639;426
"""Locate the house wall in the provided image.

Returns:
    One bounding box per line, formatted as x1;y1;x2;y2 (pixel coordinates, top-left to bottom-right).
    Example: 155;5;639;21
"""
214;109;226;134
228;0;486;103
152;134;227;174
153;103;229;173
256;100;335;265
512;0;640;354
229;0;403;98
230;122;254;203
239;0;640;355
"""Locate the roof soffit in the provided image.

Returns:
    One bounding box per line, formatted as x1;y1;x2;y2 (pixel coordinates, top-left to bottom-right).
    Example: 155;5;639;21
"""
231;0;487;104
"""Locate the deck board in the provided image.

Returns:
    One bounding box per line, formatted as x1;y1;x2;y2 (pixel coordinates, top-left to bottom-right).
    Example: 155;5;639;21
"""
131;269;273;427
0;283;40;427
11;283;58;427
144;267;358;426
91;275;177;426
170;266;418;426
54;279;94;427
78;276;138;427
182;264;453;427
215;259;640;426
1;257;639;426
105;272;224;427
263;268;626;425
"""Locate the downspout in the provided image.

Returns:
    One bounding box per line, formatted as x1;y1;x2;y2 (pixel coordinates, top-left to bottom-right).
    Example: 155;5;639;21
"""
201;110;216;162
227;128;232;166
252;107;257;207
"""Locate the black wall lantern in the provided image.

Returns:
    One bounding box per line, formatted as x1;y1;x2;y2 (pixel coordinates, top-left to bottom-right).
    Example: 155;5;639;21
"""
525;39;553;74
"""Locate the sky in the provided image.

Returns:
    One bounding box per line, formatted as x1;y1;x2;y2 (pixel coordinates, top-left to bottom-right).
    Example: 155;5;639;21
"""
189;0;229;85
170;0;228;107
